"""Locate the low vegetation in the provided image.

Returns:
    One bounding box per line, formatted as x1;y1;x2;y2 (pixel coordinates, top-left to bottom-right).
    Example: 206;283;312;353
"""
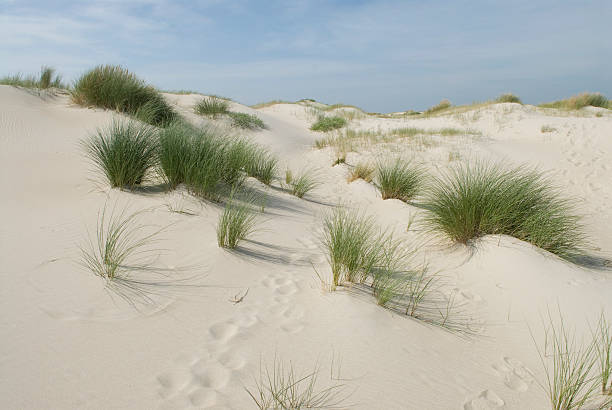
228;112;266;130
539;92;609;110
83;119;158;189
495;93;522;104
423;162;586;260
72;65;176;126
424;99;452;115
0;66;66;89
348;162;374;183
376;159;424;202
532;311;612;410
286;169;319;198
311;116;347;132
194;96;230;117
541;125;557;133
217;193;261;249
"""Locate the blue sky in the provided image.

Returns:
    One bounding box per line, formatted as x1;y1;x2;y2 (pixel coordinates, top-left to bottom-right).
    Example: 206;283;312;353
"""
1;0;610;112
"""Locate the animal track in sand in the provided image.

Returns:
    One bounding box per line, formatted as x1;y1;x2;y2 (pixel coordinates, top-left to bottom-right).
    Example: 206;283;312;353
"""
463;390;505;410
209;322;239;343
492;356;534;392
260;272;307;334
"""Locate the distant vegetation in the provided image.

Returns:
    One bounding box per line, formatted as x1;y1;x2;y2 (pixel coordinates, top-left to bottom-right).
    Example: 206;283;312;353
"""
0;66;66;89
228;112;266;130
539;92;609;110
495;93;522;104
423;162;586;260
72;65;176;126
311;116;347;132
194;96;230;117
424;99;452;115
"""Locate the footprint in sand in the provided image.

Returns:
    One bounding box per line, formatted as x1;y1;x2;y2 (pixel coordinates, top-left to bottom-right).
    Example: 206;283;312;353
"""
492;356;534;392
463;390;505;410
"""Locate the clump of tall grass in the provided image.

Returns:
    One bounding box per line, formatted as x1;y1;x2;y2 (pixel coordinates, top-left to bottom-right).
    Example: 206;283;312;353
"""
244;146;278;185
80;205;162;280
286;169;319;198
72;65;176;126
217;192;261;249
423;162;586;260
495;93;522;104
0;66;66;89
194;96;230;117
228;112;266;130
424;99;452;115
531;310;612;410
246;356;349;409
348;162;374;183
311;116;347;132
539;93;609;110
376;159;424;202
83;119;158;189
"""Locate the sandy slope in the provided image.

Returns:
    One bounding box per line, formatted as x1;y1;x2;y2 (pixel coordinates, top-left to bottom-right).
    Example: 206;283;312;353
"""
0;86;610;409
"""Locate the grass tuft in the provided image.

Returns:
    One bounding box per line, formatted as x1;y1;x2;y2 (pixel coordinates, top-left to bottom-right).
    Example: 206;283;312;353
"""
348;162;374;183
424;99;452;115
495;93;522;104
83;119;158;189
72;65;176;126
286;169;319;198
0;66;66;89
423;162;586;259
376;159;424;202
217;192;261;249
539;93;609;110
228;112;266;130
194;96;230;117
311;116;347;132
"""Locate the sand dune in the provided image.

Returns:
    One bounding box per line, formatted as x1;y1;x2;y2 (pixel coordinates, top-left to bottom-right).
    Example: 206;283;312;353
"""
0;85;610;409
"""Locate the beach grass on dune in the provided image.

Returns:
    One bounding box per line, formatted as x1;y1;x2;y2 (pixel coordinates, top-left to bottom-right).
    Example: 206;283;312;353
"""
539;92;609;110
72;65;176;126
348;162;374;183
311;116;347;132
424;99;452;115
80;205;162;280
286;169;319;198
243;146;278;185
376;159;424;202
228;112;266;130
423;162;586;259
495;93;522;104
83;119;158;189
1;66;66;89
194;96;230;117
217;192;261;249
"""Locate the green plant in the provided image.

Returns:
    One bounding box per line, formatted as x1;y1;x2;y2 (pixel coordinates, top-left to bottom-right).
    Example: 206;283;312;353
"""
496;93;522;104
376;159;424;202
158;121;196;188
287;169;319;198
593;313;612;396
228;112;266;130
541;125;557;133
539;93;609;110
348;162;374;183
425;99;452;114
311;116;347;132
80;205;162;280
0;66;66;89
83;119;158;188
243;145;278;185
423;162;586;260
216;193;261;249
194;96;230;117
246;356;348;409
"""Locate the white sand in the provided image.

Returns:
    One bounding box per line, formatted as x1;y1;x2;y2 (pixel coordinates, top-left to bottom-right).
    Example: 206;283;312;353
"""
1;85;611;409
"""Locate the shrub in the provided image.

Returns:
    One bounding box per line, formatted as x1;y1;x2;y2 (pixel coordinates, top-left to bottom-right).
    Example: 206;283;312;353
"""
1;66;66;89
83;119;158;188
376;159;424;202
286;169;319;198
348;162;374;183
72;65;176;126
310;116;347;132
423;162;586;259
425;99;452;114
194;96;230;117
216;193;260;249
228;112;266;130
539;93;609;110
496;93;522;104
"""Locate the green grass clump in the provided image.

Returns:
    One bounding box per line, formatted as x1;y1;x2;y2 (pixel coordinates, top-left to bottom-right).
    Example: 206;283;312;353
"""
158;121;199;189
310;116;347;132
286;169;319;198
83;119;158;189
194;96;230;117
539;93;609;110
424;99;452;114
424;162;585;259
496;93;522;104
1;66;66;89
243;146;278;185
217;193;260;249
348;162;374;183
376;159;424;202
72;65;176;126
228;112;266;130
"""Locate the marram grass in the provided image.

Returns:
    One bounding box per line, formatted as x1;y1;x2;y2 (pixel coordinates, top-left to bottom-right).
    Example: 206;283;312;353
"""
216;192;261;249
286;169;319;198
194;96;230;117
0;66;66;89
311;116;347;132
376;159;424;202
423;162;586;260
348;162;374;183
228;112;266;130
